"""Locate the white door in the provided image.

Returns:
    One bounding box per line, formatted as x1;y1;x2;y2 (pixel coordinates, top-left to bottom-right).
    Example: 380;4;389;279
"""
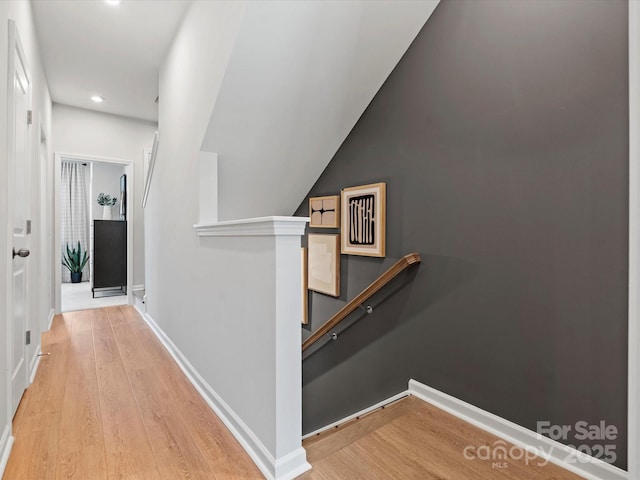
8;21;32;416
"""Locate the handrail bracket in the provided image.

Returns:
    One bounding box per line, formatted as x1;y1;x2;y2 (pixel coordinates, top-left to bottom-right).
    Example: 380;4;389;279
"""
358;304;373;314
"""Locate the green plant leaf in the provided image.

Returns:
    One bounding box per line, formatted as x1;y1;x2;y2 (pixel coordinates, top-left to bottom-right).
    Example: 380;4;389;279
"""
62;241;89;273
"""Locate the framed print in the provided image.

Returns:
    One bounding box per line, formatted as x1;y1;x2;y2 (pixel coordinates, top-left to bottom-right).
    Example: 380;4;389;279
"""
309;195;340;228
301;247;308;324
341;182;386;257
307;234;340;297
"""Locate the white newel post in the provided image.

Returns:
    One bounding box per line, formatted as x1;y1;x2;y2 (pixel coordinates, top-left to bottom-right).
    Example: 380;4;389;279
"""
194;216;311;480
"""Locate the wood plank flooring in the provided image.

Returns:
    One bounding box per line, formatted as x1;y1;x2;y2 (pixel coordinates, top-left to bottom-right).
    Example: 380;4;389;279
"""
3;306;263;480
5;305;589;480
300;396;587;480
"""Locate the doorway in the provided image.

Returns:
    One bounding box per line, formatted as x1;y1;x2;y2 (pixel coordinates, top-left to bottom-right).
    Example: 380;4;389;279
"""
54;153;135;313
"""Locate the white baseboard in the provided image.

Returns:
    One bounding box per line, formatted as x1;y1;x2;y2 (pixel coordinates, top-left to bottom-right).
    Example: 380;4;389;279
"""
133;302;144;317
29;344;42;384
302;390;410;440
409;379;628;480
133;295;146;314
273;447;311;480
139;311;309;480
28;307;54;386
0;425;14;478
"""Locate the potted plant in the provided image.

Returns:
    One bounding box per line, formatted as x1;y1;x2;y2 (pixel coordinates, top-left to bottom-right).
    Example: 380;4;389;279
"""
62;241;89;283
97;192;117;220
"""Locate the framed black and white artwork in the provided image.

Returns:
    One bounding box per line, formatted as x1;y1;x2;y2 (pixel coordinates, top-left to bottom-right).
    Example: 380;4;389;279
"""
341;182;386;257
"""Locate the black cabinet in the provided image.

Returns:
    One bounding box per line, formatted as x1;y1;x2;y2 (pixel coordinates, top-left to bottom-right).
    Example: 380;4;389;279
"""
93;220;127;297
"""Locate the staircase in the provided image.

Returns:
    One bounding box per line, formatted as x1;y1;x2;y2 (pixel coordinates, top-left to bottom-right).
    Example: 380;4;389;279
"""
299;396;586;479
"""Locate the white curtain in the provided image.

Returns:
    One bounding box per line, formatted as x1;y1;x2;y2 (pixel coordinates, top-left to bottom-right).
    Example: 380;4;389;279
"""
61;161;88;283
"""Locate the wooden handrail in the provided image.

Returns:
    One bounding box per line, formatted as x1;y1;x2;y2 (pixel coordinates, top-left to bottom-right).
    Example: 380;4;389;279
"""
302;253;421;352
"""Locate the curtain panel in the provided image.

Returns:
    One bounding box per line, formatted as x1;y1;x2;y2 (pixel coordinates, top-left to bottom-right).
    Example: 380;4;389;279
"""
61;161;89;283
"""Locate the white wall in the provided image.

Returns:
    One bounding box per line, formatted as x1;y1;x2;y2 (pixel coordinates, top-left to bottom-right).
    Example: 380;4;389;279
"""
0;1;52;474
149;0;246;332
202;0;439;220
52;104;156;288
148;2;312;478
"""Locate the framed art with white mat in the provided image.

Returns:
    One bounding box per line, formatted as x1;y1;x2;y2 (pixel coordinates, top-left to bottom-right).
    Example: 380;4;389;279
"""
341;182;386;257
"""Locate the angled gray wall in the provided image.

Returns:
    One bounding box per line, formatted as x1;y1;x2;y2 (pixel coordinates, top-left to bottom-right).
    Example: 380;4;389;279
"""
298;0;628;469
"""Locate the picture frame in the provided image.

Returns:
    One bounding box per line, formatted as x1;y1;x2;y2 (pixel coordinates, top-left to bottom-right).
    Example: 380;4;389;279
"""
309;195;340;228
307;234;340;297
341;182;386;257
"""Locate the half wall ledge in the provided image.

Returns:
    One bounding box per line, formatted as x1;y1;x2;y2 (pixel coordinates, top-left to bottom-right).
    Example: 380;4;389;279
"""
194;216;309;237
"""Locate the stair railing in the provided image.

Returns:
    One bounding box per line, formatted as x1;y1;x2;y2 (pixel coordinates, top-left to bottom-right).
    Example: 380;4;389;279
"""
302;253;421;352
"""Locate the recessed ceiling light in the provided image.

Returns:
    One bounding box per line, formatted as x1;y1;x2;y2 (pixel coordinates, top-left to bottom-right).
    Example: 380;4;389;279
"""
105;0;121;5
91;95;105;103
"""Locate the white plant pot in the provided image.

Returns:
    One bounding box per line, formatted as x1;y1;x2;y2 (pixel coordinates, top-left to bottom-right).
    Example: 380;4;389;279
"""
102;205;112;220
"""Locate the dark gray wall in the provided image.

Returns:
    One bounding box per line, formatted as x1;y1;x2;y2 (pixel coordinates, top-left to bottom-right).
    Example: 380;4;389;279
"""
297;0;629;469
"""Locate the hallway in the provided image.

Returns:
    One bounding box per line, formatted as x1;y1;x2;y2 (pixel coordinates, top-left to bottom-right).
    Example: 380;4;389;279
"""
3;306;262;480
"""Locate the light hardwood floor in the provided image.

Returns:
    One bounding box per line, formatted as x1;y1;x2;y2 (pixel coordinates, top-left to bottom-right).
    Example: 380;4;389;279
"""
5;305;589;480
3;306;263;480
300;396;587;480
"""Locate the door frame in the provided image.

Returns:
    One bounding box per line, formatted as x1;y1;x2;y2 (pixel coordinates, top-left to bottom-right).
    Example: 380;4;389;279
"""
54;153;134;313
37;122;53;335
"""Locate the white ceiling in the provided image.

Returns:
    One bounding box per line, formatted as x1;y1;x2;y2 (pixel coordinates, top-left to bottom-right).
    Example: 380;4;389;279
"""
31;0;191;122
